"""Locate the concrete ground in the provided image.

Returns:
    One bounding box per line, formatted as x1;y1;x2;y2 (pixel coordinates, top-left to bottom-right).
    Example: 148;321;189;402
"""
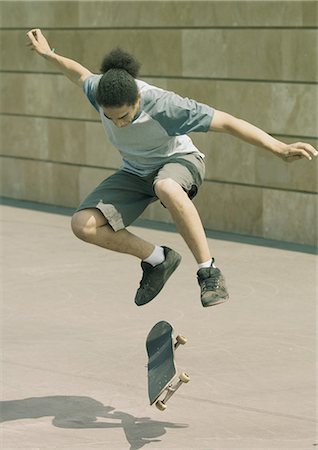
0;203;317;450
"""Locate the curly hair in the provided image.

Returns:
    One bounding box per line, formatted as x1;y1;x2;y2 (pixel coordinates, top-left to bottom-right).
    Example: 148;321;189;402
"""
100;48;141;77
96;48;141;108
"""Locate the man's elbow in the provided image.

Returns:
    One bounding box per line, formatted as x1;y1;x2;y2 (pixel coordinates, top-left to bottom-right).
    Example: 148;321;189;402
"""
77;71;93;88
210;110;236;132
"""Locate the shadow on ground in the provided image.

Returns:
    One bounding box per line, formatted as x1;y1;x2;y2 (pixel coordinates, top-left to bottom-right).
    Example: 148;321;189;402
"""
0;396;188;450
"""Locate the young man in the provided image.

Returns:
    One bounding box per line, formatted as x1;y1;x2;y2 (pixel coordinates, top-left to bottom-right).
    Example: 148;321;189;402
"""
27;29;317;308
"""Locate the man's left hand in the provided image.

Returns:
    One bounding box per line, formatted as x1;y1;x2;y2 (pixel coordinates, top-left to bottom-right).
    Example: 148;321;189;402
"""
276;142;318;163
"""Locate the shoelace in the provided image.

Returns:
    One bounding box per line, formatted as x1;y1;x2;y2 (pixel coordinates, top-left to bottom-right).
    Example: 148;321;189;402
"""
199;271;221;292
138;264;153;288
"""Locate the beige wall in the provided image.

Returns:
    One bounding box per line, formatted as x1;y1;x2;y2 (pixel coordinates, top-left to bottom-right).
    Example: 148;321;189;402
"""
1;1;317;246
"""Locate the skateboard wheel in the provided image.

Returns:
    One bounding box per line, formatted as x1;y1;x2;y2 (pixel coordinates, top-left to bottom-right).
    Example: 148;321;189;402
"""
155;400;167;411
179;372;190;383
176;335;187;345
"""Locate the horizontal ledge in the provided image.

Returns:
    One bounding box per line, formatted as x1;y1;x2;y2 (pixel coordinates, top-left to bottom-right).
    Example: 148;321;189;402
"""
0;195;316;255
1;113;317;141
0;112;99;124
1;26;318;30
1;70;317;86
203;178;318;196
0;153;118;171
1;154;317;195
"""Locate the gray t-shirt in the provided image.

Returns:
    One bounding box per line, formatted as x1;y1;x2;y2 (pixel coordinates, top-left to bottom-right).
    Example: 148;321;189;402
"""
83;75;214;176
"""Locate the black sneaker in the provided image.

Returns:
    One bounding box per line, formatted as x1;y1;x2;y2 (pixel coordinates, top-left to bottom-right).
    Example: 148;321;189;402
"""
197;259;229;307
134;246;181;306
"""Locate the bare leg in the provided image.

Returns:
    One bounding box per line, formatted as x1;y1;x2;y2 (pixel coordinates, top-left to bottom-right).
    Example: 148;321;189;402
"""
154;178;211;264
71;208;154;260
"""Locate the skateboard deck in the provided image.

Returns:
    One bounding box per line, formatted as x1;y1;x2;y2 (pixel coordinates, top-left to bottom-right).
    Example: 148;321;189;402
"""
146;320;189;411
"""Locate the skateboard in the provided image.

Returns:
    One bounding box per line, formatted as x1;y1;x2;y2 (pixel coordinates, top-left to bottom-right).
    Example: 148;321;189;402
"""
146;320;189;411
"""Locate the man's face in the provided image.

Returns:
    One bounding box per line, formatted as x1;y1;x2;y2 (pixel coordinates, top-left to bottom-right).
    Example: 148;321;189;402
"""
102;97;140;128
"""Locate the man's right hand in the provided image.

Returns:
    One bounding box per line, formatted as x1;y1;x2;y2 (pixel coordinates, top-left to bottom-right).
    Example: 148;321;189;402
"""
27;29;54;58
26;28;92;87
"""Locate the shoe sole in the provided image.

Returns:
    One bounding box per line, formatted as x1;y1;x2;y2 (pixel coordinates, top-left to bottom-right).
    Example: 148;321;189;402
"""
202;295;229;308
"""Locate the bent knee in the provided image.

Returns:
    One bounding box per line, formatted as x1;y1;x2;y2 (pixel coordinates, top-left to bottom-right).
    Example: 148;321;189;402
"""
71;209;106;242
154;178;186;204
71;211;93;241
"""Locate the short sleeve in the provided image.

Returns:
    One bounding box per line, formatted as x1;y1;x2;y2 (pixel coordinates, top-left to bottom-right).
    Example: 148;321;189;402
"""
83;74;102;112
148;90;214;136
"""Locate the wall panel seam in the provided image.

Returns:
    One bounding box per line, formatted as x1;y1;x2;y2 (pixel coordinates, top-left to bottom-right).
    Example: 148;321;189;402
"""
1;113;317;141
1;154;316;195
1;26;317;30
0;112;99;124
1;71;317;86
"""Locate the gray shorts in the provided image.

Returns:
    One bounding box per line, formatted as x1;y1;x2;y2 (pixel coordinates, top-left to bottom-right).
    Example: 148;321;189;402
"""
76;153;205;231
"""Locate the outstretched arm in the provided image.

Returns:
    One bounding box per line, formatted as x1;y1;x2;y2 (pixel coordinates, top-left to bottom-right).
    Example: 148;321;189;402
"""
26;29;92;87
210;110;317;163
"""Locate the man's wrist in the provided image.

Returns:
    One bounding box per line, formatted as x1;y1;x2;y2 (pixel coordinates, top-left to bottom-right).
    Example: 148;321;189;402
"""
268;139;288;155
43;48;56;60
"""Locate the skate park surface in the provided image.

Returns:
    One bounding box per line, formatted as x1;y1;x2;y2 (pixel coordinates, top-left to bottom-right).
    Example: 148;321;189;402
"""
0;201;316;450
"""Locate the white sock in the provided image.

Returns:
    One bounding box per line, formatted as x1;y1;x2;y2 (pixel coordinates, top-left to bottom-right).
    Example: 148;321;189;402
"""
198;259;216;270
143;245;165;267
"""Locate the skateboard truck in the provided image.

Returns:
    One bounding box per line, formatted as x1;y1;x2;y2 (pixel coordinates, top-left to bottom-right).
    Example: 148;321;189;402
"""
155;370;190;411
